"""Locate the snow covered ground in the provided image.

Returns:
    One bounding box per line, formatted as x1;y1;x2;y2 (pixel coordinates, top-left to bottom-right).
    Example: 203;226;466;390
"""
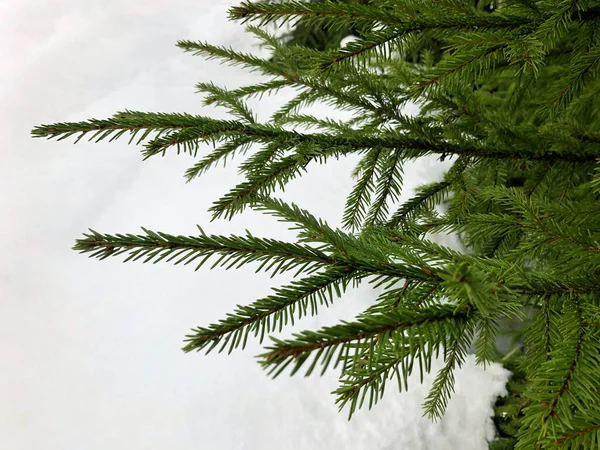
0;1;510;449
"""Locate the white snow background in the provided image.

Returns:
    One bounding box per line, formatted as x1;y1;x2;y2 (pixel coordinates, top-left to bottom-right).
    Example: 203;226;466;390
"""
0;1;511;449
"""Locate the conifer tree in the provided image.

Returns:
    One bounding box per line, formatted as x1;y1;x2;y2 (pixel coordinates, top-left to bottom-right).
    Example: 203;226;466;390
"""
32;0;600;448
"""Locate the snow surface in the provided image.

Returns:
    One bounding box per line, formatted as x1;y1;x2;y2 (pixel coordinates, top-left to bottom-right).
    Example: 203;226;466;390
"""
0;1;511;449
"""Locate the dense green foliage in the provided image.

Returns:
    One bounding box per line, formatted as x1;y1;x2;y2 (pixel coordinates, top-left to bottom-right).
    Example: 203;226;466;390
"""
275;0;495;62
33;0;600;447
275;0;367;50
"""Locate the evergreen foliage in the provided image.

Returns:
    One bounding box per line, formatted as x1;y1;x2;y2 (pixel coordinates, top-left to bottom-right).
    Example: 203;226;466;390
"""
273;0;494;62
32;0;600;447
273;0;369;51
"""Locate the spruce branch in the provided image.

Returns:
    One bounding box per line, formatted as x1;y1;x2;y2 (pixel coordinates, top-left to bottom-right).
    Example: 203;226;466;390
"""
32;111;221;146
423;318;474;418
541;302;584;424
318;28;406;70
517;299;600;449
554;423;600;447
176;39;283;75
259;303;472;378
343;147;384;231
364;147;404;227
230;0;529;31
249;196;349;251
183;265;360;354
184;138;254;182
73;227;335;275
230;0;403;27
224;78;292;101
545;43;600;114
411;43;508;96
386;156;470;228
387;179;451;227
208;150;314;220
196;82;257;123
